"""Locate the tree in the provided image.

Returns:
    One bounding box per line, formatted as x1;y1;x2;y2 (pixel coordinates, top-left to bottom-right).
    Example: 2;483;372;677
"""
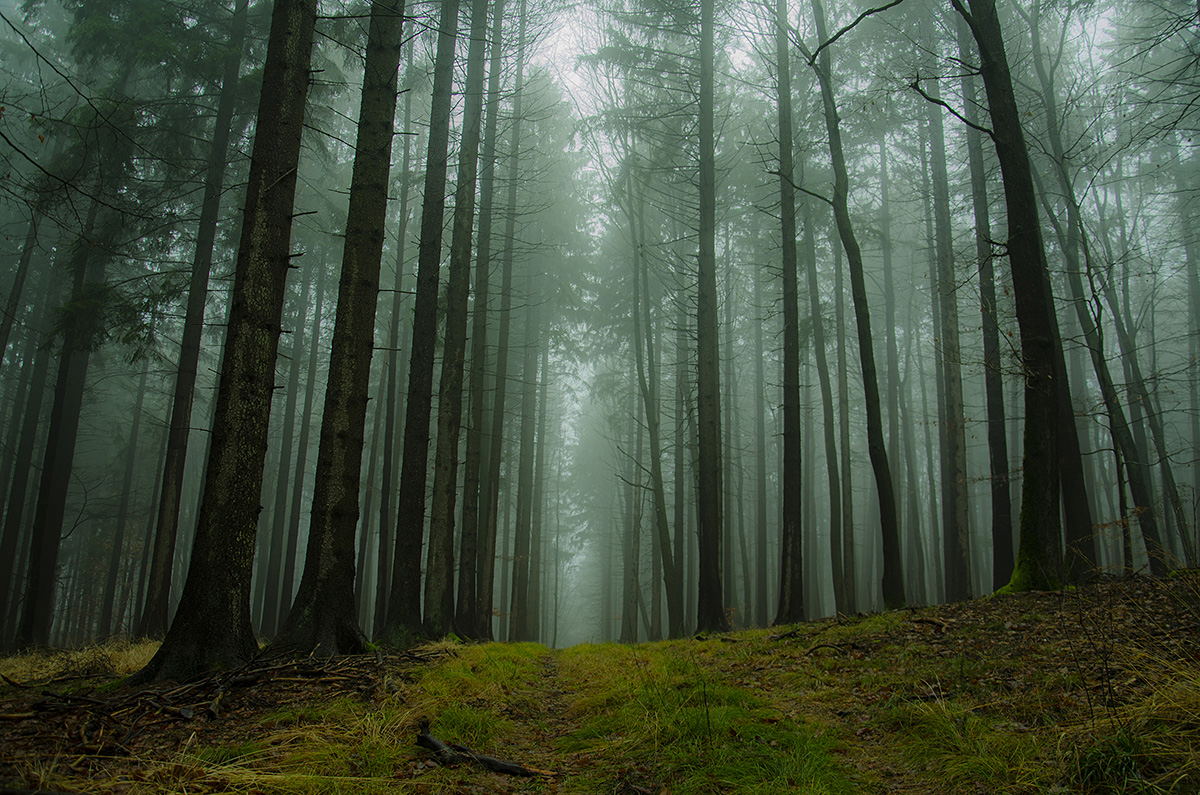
695;0;729;634
425;0;491;638
772;0;803;626
381;0;462;645
952;0;1065;591
139;0;250;639
805;0;904;609
271;0;405;656
132;0;318;681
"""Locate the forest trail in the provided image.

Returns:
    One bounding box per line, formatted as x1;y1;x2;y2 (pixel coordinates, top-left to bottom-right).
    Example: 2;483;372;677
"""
1;575;1197;794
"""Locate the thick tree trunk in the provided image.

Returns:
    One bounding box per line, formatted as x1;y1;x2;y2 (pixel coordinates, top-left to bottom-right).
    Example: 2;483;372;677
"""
272;0;403;656
139;0;249;638
132;0;317;681
955;0;1065;591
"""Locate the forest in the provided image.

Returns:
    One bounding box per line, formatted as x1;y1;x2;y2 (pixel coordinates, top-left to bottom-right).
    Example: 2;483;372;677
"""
0;0;1197;685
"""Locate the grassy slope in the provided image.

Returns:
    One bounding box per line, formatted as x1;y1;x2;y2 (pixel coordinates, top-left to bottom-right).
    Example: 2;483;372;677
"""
1;575;1197;794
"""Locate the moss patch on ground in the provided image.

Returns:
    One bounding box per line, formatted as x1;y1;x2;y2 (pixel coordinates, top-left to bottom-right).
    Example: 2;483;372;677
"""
1;575;1197;793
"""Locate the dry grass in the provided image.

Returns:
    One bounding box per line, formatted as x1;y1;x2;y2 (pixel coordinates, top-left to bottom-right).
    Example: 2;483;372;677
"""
0;638;159;684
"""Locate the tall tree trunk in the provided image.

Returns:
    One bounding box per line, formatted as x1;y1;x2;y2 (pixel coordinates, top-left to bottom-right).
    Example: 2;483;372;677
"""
752;267;769;627
280;271;326;623
925;56;971;602
879;134;904;601
808;0;904;608
273;0;404;655
695;0;729;634
477;0;528;640
140;0;249;638
132;0;318;682
954;0;1066;591
773;0;803;625
957;15;1012;590
425;0;490;638
457;0;507;637
374;42;417;634
834;233;855;612
530;341;549;641
382;0;462;644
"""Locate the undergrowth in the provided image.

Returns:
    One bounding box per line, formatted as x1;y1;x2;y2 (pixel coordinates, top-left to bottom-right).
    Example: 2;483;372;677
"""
2;576;1197;793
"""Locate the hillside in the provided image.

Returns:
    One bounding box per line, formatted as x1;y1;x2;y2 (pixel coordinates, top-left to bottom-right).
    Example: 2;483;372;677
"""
2;574;1197;794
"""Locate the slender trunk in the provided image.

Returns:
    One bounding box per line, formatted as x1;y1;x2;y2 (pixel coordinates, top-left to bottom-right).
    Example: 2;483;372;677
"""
16;200;104;648
530;342;549;641
0;282;52;640
957;15;1012;590
457;0;507;637
695;0;729;634
628;181;683;637
384;0;462;643
374;42;416;633
424;0;490;638
809;0;903;608
476;0;528;640
774;0;804;625
925;59;971;601
509;296;539;641
0;213;39;375
752;267;769;627
834;235;855;612
260;266;312;638
280;271;326;622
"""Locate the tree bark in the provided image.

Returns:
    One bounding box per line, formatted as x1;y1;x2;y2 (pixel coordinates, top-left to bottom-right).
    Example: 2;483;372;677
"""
773;0;804;626
456;0;507;637
808;0;904;608
425;0;491;638
382;0;462;645
272;0;404;656
695;0;729;634
956;14;1012;590
954;0;1065;591
132;0;317;681
139;0;249;638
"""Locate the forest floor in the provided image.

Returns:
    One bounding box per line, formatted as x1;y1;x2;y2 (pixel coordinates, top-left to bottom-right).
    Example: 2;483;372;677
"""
1;574;1198;794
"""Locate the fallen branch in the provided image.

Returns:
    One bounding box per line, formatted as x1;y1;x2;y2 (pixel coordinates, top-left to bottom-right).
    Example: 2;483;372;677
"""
416;720;555;777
